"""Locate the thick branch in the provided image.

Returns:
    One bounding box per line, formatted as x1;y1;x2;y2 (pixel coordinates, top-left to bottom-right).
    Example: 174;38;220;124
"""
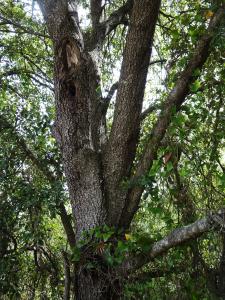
120;5;225;228
149;59;166;66
90;0;103;28
118;209;225;275
0;114;76;248
101;0;132;37
104;82;119;102
103;0;161;226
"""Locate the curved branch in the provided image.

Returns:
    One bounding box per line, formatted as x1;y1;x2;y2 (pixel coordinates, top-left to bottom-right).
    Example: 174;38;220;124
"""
100;0;132;37
118;209;225;275
119;4;225;228
140;103;159;121
101;82;119;117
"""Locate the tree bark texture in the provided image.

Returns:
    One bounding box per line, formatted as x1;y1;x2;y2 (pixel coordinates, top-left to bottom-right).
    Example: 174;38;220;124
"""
103;0;161;226
38;0;107;241
119;5;225;229
37;0;161;239
36;0;225;298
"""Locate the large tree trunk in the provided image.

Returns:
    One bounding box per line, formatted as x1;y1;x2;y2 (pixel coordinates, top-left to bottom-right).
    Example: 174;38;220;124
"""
37;1;110;297
54;46;106;239
36;0;225;298
37;0;107;241
36;0;164;298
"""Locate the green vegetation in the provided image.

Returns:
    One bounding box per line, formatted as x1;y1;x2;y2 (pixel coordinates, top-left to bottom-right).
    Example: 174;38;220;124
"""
0;0;224;299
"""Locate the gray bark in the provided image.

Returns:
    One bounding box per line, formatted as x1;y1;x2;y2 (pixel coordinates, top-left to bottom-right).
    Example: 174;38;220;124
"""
38;0;107;240
35;0;225;298
117;209;225;275
119;5;225;229
103;0;161;226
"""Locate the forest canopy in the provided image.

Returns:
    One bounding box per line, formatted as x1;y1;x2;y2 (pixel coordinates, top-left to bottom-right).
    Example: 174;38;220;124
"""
0;0;225;299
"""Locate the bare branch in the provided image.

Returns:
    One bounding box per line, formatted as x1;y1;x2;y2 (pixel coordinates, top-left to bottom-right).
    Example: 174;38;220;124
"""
90;0;103;28
104;82;119;102
21;52;53;84
159;10;176;19
218;160;225;173
29;73;54;91
101;0;132;37
119;4;225;228
118;209;225;275
149;59;166;66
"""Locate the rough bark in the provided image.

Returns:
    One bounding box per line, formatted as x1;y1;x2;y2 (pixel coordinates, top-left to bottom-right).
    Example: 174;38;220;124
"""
38;0;107;240
103;0;161;226
90;0;102;28
36;0;225;298
37;1;110;297
207;233;225;298
62;251;71;300
119;5;225;229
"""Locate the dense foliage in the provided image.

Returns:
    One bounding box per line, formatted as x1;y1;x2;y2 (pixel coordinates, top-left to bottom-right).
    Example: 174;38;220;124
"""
0;0;224;299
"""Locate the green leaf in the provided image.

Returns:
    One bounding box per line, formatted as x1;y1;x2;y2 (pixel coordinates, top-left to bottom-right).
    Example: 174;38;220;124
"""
190;80;201;92
71;247;81;262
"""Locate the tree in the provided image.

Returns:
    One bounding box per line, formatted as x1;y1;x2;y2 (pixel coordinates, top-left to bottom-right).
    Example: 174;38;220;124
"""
0;0;225;299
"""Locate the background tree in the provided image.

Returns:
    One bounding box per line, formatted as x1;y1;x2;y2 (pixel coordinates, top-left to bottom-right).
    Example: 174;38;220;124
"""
0;0;225;299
